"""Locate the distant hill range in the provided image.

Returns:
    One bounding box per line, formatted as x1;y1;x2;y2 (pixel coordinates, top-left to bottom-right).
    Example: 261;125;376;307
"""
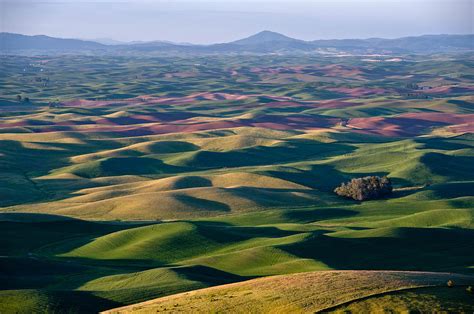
1;31;473;55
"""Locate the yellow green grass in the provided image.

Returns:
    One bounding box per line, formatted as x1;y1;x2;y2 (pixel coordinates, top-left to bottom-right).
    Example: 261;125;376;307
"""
102;270;474;314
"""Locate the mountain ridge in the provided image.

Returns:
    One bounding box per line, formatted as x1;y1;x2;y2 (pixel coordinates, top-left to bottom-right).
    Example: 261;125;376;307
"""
1;31;473;55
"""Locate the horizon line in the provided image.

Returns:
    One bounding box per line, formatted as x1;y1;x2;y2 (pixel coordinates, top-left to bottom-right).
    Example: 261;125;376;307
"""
2;31;473;46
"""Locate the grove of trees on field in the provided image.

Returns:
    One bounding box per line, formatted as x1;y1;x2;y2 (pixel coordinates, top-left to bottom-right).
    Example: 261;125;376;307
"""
334;176;392;201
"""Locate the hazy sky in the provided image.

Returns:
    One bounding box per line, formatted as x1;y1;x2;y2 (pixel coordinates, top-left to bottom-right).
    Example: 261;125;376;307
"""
1;0;472;43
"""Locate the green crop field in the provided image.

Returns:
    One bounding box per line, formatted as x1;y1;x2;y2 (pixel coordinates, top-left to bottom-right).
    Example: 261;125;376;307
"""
0;53;473;313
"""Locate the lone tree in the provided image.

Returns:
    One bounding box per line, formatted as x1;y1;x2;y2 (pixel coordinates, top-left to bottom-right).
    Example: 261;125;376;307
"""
334;176;392;201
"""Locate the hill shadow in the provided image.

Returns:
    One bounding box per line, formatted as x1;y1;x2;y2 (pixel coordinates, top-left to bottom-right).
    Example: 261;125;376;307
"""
279;227;474;273
0;289;123;313
421;153;474;181
0;139;123;206
283;207;358;223
175;139;356;169
0;217;141;256
191;221;301;244
262;164;392;192
174;264;253;284
417;137;473;151
173;194;231;212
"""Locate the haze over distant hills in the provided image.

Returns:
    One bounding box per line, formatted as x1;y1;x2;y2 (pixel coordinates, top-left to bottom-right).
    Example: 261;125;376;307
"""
1;30;473;55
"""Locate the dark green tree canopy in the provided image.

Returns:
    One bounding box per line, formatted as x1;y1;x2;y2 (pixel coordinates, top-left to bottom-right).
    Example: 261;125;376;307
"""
334;176;392;201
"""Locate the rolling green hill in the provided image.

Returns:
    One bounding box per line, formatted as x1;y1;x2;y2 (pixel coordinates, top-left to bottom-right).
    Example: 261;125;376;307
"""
102;270;474;313
0;53;473;313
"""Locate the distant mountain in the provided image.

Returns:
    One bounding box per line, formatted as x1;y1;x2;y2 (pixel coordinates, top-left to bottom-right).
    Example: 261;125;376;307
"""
1;31;473;55
231;30;302;45
89;38;126;45
215;30;313;53
310;34;474;53
372;34;474;53
0;33;106;51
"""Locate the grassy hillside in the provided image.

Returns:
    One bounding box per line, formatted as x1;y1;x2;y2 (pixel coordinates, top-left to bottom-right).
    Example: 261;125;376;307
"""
331;286;474;313
1;204;473;312
102;270;474;313
0;54;473;313
2;133;473;220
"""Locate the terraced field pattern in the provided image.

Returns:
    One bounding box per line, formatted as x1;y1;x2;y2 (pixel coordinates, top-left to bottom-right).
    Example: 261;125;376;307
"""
1;54;474;312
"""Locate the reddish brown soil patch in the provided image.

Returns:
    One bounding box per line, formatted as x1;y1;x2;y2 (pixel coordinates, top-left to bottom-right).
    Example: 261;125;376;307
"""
5;93;472;137
399;112;474;124
419;86;474;94
446;123;474;133
347;113;474;137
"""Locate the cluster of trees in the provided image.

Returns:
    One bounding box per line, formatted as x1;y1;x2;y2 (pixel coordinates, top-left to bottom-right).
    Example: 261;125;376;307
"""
405;82;420;89
16;95;30;103
48;101;63;108
405;82;432;90
399;92;430;99
334;176;392;201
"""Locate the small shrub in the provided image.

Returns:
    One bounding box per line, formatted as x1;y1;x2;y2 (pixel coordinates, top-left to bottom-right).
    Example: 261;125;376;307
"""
447;280;455;287
334;176;392;201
